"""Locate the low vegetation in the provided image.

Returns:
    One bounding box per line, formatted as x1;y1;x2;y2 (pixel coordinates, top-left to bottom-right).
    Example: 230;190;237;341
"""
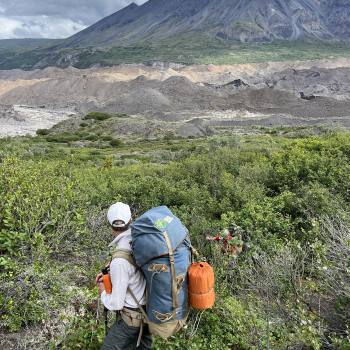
35;128;50;136
35;112;128;148
1;129;350;349
75;39;350;68
83;112;114;121
1;38;350;70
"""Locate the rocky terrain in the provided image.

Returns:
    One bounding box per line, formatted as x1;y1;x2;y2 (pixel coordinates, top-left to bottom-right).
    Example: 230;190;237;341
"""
0;105;76;137
1;57;350;137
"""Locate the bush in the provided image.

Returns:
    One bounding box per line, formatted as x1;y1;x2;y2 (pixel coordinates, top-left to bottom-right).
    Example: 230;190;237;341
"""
84;134;99;142
36;128;50;136
45;132;81;143
1;132;350;348
101;135;113;142
110;139;122;147
83;112;112;121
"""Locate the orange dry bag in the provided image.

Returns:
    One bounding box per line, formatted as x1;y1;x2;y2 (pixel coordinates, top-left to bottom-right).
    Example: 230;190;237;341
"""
102;267;112;294
188;262;215;310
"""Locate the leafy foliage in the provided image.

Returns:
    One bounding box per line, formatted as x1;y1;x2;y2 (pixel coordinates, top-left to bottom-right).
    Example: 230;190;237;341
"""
1;38;350;70
110;139;123;147
1;132;350;349
84;112;113;121
36;128;50;136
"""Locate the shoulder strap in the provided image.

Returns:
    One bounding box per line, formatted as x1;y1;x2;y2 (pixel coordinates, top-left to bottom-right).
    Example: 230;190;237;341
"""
163;231;178;319
111;248;136;267
111;249;148;322
128;287;149;322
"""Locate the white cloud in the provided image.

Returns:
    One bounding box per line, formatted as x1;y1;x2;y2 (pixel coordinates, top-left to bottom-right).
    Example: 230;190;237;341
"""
0;0;148;39
0;1;147;25
0;16;21;39
0;15;86;39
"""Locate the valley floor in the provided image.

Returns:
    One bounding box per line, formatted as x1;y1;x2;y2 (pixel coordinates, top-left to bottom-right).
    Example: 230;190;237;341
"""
1;57;350;138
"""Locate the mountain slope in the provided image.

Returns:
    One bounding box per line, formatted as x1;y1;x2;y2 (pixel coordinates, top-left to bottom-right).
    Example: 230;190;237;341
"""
1;0;350;70
59;0;347;47
0;39;61;50
323;0;350;40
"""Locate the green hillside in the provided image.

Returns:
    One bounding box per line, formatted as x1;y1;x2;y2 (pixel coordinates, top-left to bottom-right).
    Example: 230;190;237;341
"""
75;39;350;68
1;126;349;349
0;39;60;50
1;38;350;70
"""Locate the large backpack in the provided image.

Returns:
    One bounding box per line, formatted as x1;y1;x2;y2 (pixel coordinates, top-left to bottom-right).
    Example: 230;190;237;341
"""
130;206;192;339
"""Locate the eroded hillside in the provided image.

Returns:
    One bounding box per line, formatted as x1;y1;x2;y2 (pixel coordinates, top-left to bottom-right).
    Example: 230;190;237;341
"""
1;58;350;137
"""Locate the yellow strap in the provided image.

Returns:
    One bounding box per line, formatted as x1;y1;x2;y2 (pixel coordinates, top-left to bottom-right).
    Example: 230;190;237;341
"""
163;231;178;319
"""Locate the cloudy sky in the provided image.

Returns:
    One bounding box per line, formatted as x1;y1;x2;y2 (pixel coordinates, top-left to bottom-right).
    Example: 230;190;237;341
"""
0;0;147;39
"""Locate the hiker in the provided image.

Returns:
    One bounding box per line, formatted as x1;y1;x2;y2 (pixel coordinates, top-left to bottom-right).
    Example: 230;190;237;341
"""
96;202;153;350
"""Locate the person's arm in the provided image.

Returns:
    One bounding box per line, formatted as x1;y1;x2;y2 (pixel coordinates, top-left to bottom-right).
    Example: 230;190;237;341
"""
100;258;130;311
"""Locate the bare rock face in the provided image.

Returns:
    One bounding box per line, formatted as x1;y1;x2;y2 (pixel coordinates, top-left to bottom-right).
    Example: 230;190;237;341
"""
59;0;349;47
323;0;350;40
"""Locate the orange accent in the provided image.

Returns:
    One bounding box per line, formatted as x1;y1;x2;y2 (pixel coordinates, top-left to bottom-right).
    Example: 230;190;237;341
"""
188;262;215;310
103;274;112;294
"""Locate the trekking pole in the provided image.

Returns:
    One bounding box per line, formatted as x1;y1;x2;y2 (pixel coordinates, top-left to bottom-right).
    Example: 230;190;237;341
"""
104;307;109;336
101;265;113;336
96;298;101;322
100;266;112;336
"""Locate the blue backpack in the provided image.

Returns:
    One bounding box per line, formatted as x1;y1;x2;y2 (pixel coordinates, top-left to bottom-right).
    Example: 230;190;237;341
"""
131;206;192;339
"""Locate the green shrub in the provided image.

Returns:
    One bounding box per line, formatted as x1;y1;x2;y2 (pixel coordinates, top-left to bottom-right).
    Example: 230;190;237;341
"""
36;128;50;136
110;139;122;147
1;132;350;348
84;134;99;142
84;112;112;121
54;312;104;350
45;132;80;143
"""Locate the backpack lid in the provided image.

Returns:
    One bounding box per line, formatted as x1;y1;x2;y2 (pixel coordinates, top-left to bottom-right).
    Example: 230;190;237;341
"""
131;206;188;267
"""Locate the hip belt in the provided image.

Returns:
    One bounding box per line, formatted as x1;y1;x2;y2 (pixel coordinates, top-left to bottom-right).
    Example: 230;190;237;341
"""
121;307;144;328
121;307;146;347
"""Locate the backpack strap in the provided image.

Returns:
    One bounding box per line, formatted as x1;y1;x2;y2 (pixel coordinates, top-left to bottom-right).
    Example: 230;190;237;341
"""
163;231;178;320
127;288;149;348
111;248;150;323
127;287;149;322
111;248;136;267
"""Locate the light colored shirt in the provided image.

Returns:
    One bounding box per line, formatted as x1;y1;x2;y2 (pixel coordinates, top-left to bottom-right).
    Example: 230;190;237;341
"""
101;229;146;311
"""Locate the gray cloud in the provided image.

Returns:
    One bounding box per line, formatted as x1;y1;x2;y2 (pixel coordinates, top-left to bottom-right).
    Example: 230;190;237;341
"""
0;0;147;39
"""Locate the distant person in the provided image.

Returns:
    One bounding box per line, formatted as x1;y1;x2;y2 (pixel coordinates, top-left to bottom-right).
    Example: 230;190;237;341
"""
96;202;152;350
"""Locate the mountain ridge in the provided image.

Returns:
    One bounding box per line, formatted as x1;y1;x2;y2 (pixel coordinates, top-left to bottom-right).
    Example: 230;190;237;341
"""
60;0;350;47
1;0;350;70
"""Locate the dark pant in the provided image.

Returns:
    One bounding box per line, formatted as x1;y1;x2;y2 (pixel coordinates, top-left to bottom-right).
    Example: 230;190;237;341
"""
100;318;153;350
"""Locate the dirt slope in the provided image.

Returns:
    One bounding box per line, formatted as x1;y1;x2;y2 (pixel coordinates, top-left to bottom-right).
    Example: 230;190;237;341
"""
1;58;350;137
